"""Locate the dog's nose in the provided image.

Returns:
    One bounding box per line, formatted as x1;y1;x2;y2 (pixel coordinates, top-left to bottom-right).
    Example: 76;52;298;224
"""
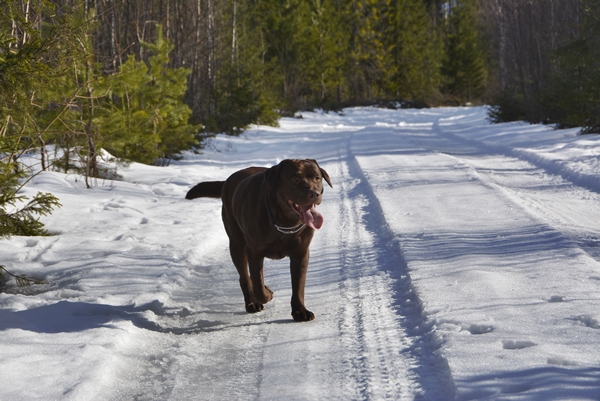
308;190;320;201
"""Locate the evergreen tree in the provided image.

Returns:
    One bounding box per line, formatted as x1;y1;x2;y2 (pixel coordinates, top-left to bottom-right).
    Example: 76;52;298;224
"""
232;1;281;127
251;0;312;112
543;0;600;133
1;0;62;239
96;25;200;165
388;0;443;103
34;1;103;185
442;0;487;103
303;0;349;108
344;0;389;101
0;150;61;238
205;0;280;134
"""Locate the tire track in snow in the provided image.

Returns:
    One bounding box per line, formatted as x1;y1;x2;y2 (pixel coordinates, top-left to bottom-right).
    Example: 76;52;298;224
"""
439;114;600;196
111;128;455;400
324;135;455;399
434;117;600;264
365;116;600;399
337;162;412;398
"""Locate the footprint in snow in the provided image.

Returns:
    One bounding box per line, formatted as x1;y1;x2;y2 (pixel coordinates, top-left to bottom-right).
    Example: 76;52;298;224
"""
570;315;600;329
103;202;125;210
547;357;580;367
465;324;495;335
502;340;537;350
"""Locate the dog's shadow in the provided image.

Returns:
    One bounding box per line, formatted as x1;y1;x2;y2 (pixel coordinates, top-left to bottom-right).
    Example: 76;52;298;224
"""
0;300;295;335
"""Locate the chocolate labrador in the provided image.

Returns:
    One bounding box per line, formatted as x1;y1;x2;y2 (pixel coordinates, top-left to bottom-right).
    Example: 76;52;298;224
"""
186;159;332;321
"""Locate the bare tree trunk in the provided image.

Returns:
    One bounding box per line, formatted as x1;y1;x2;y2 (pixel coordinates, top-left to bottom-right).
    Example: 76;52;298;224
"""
110;0;118;70
190;0;202;118
22;0;31;45
84;1;98;187
231;0;237;69
166;0;170;41
497;0;506;89
40;138;47;171
207;0;215;114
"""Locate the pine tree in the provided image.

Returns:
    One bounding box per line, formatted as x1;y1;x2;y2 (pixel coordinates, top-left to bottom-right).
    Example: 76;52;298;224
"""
387;0;443;103
34;1;103;185
234;0;281;127
343;0;389;101
96;25;200;165
1;0;62;239
204;0;280;134
543;0;600;133
302;0;348;108
251;0;313;112
442;0;487;103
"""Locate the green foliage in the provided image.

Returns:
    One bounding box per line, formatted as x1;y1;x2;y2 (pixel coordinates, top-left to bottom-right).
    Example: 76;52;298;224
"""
485;0;600;131
0;134;62;238
96;25;200;164
237;0;445;110
205;0;282;132
30;1;106;184
343;0;389;100
251;0;311;111
442;0;487;103
1;0;62;239
0;1;54;134
541;0;600;133
1;265;45;288
0;189;62;238
207;74;274;134
387;0;444;102
302;0;348;108
487;90;527;124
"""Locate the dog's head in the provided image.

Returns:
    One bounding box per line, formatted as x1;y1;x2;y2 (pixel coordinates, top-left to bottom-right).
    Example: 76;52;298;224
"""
265;159;332;230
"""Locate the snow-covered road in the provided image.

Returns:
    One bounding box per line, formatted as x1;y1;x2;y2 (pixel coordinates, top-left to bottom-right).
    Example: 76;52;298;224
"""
1;107;600;400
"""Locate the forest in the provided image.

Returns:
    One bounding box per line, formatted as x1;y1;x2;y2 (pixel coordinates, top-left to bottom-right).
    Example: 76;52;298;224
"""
1;0;600;238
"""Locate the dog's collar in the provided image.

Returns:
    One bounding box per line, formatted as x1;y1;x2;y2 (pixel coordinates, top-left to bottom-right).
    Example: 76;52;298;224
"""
265;197;305;235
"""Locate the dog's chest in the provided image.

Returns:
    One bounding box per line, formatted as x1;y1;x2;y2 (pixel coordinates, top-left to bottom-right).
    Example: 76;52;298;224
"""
260;235;305;260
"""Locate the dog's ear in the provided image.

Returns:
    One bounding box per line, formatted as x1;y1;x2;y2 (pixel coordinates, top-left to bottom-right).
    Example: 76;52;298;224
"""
264;163;281;191
306;159;332;188
320;167;332;188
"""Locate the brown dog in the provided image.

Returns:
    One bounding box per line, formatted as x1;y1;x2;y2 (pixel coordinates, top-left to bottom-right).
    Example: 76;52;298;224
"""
186;159;332;321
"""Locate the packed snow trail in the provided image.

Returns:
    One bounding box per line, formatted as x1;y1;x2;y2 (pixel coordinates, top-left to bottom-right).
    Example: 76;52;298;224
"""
124;107;600;400
346;108;600;399
99;129;451;400
1;107;600;400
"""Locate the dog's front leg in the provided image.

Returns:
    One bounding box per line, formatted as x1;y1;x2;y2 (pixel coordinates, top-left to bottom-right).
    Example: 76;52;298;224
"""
228;240;262;313
247;252;274;305
290;250;315;322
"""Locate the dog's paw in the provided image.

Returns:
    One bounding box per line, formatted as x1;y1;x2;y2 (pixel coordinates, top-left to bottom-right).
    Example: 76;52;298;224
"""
256;286;274;304
292;309;315;322
246;302;264;313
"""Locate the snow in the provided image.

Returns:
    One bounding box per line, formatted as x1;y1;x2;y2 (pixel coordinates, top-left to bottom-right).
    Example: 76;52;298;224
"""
2;106;600;400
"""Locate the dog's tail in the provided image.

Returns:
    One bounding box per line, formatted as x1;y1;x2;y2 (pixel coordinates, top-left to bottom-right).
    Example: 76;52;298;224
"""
185;181;224;200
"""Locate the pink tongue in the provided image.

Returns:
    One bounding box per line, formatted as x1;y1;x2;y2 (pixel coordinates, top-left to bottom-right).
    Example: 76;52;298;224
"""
300;204;324;230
